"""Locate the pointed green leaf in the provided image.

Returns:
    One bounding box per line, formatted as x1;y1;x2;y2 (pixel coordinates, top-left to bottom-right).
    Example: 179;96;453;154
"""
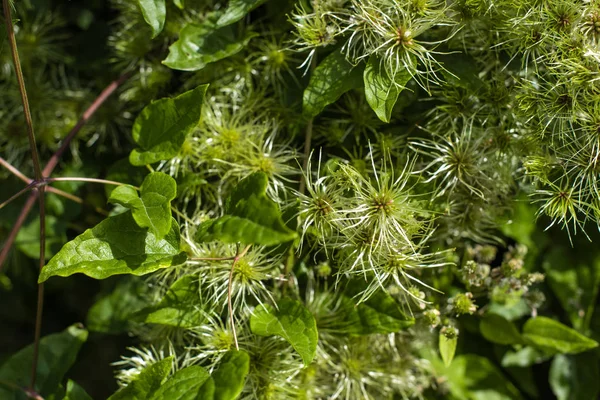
38;212;186;282
439;333;457;367
303;50;364;118
62;380;92;400
136;0;166;38
522;316;598;355
501;346;550;368
163;23;255;71
480;313;523;345
130;84;207;166
550;353;600;400
108;357;173;400
212;350;250;400
196;172;297;246
173;0;184;9
364;55;414;123
217;0;267;27
0;324;88;399
16;215;67;260
109;172;177;239
134;275;204;327
149;366;211;400
251;298;318;365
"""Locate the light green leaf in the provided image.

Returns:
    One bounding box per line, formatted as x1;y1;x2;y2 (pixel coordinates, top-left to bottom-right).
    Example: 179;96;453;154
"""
38;211;186;282
212;350;250;400
303;50;364;118
217;0;267;27
62;380;92;400
149;366;211;400
250;298;318;365
550;353;600;400
196;172;297;246
501;346;550;368
108;357;172;400
173;0;184;9
480;314;523;345
522;316;598;355
130;84;207;166
134;275;204;328
364;55;414;123
0;324;88;399
439;333;457;367
16;215;66;260
109;172;177;239
163;22;254;71
136;0;166;38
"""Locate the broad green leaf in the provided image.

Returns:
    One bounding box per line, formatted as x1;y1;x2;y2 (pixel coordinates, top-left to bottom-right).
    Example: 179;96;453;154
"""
250;298;318;365
134;275;204;328
149;366;211;400
501;346;550;367
16;215;66;260
303;50;364;118
62;380;92;400
86;277;149;333
212;350;250;400
217;0;267;27
0;324;88;399
108;357;172;400
196;172;297;246
439;333;457;367
444;355;523;400
550;353;600;400
136;0;166;38
105;158;147;197
109;172;177;239
522;316;598;355
130;84;207;166
364;55;414;123
163;22;254;71
480;314;523;345
38;212;186;282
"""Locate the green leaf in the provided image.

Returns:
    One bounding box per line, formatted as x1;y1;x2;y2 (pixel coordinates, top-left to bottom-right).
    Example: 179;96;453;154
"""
217;0;267;27
130;84;207;166
108;357;172;400
364;55;414;123
436;53;484;92
196;172;297;246
62;380;92;400
250;298;318;365
0;324;88;399
303;50;364;118
173;0;184;9
16;215;66;260
163;22;254;71
480;314;523;345
136;0;166;38
212;350;250;400
38;211;186;282
501;346;550;367
522;316;599;355
149;366;211;400
109;172;177;239
134;275;204;328
439;333;457;367
550;353;600;400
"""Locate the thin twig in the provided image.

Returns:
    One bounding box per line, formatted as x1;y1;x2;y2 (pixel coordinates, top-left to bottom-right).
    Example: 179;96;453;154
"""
2;0;43;181
298;56;317;195
45;177;129;187
228;244;252;350
0;183;36;210
30;187;45;389
0;193;37;273
0;156;30;182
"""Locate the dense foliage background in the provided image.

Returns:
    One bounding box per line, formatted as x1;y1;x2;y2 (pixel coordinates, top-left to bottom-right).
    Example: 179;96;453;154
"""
1;0;600;399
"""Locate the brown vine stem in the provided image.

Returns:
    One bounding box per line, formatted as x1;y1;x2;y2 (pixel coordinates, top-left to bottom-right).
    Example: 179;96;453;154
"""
30;187;45;389
228;244;252;350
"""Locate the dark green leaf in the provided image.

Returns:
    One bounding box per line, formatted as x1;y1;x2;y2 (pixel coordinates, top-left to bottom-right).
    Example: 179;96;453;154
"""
163;23;254;71
0;324;88;399
109;172;177;239
217;0;267;27
134;275;204;328
364;55;414;123
437;53;484;91
480;314;523;345
550;353;600;400
136;0;166;38
522;316;598;355
303;50;364;118
16;215;66;260
39;212;186;282
130;84;207;166
439;333;457;367
108;357;172;400
250;298;318;365
149;366;211;400
212;350;250;400
196;172;297;246
62;380;92;400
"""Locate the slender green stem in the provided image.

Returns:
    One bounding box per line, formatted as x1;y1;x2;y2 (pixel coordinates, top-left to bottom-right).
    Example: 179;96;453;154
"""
45;177;132;188
228;244;252;350
298;55;317;195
